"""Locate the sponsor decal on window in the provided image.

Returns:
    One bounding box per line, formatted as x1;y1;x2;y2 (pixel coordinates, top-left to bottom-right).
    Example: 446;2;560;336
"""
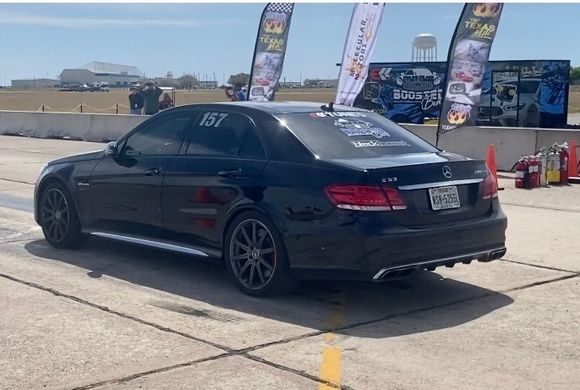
309;112;368;118
333;118;390;139
350;140;411;148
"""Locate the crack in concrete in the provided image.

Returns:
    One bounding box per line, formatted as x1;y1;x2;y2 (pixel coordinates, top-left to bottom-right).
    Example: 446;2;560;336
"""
502;202;580;214
0;177;35;185
70;353;231;390
319;273;580;338
1;269;577;390
71;352;351;390
0;271;349;389
243;354;354;390
0;271;234;353
500;273;579;293
0;238;35;246
501;257;578;274
78;273;580;390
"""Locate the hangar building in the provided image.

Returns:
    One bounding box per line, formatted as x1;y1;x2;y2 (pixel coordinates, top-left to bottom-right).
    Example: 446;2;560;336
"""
60;61;142;87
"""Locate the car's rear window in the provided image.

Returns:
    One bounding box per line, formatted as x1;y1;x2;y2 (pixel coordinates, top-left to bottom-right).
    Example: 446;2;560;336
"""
277;111;438;159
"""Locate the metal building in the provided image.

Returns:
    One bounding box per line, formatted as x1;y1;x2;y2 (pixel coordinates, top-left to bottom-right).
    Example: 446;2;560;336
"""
60;62;143;87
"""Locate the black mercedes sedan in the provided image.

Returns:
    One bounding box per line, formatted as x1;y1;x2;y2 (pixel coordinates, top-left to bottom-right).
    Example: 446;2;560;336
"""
34;102;507;296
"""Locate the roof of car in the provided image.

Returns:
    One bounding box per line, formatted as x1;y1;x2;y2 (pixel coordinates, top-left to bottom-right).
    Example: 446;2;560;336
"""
174;101;368;115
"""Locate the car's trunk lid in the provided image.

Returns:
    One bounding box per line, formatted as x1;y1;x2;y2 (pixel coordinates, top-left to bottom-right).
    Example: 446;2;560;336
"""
330;152;492;226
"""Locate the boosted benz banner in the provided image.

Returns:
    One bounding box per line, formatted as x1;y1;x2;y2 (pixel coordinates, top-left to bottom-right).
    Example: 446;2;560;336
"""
437;3;503;143
248;3;294;101
336;3;385;106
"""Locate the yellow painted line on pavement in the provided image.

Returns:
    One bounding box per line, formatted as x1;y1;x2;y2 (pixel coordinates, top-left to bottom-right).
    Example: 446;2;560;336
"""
318;344;342;390
317;293;345;390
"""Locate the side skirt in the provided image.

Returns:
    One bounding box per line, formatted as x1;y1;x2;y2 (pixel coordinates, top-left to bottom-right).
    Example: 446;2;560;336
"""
87;231;222;259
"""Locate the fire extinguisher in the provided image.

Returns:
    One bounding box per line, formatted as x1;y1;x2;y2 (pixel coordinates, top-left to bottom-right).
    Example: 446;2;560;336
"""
559;146;569;185
529;156;539;188
515;158;530;189
537;150;547;187
546;149;561;184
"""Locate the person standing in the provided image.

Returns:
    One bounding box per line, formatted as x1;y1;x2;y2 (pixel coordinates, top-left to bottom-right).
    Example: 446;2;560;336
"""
141;82;163;115
234;86;248;101
158;93;174;110
128;87;144;115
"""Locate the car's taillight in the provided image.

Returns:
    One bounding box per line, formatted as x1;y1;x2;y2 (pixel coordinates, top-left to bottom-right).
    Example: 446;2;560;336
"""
325;185;407;211
383;187;408;210
482;174;498;200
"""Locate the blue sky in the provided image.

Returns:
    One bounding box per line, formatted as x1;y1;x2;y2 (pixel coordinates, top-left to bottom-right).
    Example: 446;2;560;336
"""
0;3;577;84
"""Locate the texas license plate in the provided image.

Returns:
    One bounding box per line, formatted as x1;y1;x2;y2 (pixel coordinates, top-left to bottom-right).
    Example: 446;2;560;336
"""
429;186;461;211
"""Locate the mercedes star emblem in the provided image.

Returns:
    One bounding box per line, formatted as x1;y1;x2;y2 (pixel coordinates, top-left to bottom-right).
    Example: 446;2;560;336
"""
442;165;453;179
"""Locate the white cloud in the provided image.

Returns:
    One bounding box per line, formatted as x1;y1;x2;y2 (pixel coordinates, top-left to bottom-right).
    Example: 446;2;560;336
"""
0;10;200;28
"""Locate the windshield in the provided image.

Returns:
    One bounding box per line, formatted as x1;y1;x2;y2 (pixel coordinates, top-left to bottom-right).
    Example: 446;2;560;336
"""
277;111;438;160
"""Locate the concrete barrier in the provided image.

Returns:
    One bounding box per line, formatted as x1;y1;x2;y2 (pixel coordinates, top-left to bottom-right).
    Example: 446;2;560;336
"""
0;110;146;142
0;110;578;171
401;123;437;145
402;124;580;171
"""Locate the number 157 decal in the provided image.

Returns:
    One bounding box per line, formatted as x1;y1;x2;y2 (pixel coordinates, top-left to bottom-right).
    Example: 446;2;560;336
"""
199;112;229;127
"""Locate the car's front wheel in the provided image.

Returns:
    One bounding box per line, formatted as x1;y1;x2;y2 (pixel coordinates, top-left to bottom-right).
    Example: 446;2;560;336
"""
224;211;296;297
39;182;86;248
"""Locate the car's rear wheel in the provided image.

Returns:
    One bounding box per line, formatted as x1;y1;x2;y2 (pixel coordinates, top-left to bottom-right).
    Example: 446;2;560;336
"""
40;182;86;249
225;211;296;296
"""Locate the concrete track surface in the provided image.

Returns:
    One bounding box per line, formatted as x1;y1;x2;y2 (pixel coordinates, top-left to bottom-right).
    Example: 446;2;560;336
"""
0;135;578;390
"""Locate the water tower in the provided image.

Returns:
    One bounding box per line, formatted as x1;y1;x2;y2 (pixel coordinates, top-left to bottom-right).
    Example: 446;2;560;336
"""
412;33;437;62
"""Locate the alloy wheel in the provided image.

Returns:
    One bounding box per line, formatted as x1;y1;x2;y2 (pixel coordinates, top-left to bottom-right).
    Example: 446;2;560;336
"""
41;188;70;243
229;219;277;290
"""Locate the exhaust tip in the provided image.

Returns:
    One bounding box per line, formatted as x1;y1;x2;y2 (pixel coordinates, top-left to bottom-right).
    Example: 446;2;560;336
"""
378;267;418;280
490;248;507;260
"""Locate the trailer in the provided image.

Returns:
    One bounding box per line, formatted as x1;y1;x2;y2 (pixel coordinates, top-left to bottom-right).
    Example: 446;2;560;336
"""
355;60;570;128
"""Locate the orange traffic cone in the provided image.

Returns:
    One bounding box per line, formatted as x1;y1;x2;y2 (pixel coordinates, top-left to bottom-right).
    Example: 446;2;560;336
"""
486;144;501;189
568;140;580;184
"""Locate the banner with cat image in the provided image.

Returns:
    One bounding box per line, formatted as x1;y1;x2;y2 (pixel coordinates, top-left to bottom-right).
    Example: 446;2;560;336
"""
248;3;294;102
437;3;503;144
336;3;385;106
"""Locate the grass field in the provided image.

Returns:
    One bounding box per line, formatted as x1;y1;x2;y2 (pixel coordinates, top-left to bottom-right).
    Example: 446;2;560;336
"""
0;87;578;115
568;85;580;113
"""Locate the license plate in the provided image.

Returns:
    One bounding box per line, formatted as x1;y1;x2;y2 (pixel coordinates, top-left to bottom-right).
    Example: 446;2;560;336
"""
429;186;461;211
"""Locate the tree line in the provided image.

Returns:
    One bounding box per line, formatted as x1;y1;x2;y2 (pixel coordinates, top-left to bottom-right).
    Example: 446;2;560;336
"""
571;67;580;85
150;73;250;89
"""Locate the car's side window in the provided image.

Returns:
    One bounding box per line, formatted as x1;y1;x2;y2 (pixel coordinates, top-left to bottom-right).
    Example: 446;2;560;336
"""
120;112;193;158
187;111;265;158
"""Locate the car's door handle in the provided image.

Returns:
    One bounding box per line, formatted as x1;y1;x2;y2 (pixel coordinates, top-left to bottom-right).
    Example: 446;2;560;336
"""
218;168;243;178
144;167;161;176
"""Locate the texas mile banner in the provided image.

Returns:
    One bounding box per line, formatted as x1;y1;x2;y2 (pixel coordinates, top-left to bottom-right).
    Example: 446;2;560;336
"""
335;3;385;106
437;3;504;142
248;3;294;101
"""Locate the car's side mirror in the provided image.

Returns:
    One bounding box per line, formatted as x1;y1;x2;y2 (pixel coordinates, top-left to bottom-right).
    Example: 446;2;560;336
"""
104;141;118;158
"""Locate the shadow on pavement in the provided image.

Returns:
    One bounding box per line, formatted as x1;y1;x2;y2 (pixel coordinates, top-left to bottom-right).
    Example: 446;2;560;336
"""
24;238;513;339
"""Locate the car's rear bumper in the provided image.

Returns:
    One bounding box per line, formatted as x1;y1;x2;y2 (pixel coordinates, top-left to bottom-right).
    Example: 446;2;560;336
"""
285;207;508;281
370;247;506;281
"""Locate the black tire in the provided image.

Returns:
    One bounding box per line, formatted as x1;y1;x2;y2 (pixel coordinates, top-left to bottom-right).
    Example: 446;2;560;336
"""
39;182;86;249
224;210;297;297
